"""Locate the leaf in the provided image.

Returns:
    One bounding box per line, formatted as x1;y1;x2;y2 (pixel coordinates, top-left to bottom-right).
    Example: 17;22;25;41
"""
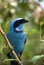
2;47;10;55
3;59;17;63
40;40;44;42
31;55;44;63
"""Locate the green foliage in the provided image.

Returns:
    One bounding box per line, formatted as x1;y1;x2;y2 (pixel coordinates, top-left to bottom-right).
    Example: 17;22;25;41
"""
2;46;10;55
31;55;44;63
0;52;10;65
31;55;44;65
3;59;17;63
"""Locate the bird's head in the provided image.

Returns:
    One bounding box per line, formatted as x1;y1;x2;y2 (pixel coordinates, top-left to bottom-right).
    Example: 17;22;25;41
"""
9;18;28;32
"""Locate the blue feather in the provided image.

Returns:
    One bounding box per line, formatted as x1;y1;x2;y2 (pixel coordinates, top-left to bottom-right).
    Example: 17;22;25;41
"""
6;18;28;58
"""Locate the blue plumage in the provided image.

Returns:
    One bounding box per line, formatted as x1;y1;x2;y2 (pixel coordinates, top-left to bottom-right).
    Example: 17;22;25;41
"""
6;18;28;65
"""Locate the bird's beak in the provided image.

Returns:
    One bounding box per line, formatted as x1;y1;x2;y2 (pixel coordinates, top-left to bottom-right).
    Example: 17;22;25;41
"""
21;19;28;24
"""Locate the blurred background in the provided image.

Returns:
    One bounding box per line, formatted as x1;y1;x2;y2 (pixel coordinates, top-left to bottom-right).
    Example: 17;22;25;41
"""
0;0;44;65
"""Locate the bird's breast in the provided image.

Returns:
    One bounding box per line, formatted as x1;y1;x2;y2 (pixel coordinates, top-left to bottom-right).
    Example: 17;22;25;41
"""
6;32;26;53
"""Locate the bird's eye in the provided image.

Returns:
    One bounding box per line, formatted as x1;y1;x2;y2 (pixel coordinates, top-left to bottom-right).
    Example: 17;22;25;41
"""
13;20;23;28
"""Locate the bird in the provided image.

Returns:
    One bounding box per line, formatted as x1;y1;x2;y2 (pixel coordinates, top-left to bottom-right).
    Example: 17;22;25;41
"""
6;18;28;65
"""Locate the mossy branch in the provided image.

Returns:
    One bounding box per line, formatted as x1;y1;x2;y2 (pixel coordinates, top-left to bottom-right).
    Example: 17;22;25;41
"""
0;27;21;65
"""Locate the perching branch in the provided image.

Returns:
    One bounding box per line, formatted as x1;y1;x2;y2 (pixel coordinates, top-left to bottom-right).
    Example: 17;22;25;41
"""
0;27;21;65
